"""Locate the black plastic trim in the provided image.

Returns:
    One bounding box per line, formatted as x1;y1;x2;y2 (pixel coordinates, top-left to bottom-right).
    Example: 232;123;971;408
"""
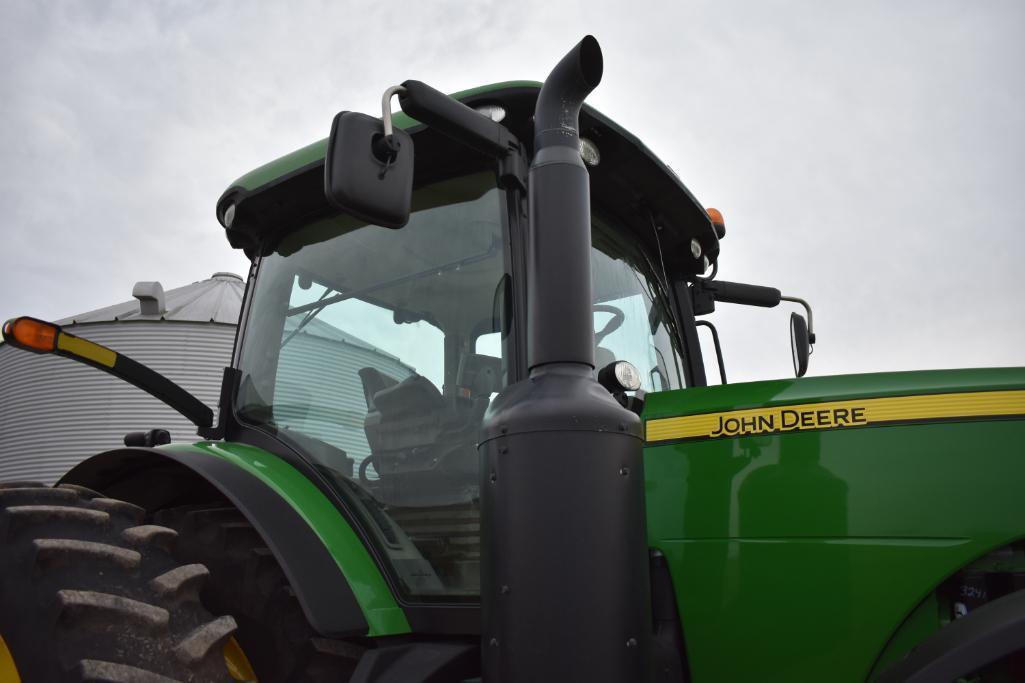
672;280;707;387
350;640;478;683
650;549;689;682
877;588;1025;682
692;279;781;309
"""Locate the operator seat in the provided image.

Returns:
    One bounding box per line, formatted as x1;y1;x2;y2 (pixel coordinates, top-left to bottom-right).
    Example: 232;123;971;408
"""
456;353;501;426
358;355;502;503
357;367;398;410
361;373;446;454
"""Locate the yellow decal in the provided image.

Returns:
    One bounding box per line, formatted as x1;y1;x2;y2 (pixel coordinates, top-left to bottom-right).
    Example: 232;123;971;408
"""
56;332;117;368
646;389;1025;443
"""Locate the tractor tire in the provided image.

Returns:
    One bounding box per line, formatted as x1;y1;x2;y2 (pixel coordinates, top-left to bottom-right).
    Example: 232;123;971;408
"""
0;481;241;682
154;505;363;683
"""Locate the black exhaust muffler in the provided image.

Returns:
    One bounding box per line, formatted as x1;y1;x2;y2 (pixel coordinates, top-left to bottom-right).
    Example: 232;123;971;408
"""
480;36;652;683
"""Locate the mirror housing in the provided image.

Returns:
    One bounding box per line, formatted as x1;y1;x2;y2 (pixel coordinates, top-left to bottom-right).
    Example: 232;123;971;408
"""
790;312;810;378
324;111;414;229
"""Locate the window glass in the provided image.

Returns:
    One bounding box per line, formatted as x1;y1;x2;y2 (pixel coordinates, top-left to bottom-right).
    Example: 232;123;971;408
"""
236;172;506;600
591;213;684;392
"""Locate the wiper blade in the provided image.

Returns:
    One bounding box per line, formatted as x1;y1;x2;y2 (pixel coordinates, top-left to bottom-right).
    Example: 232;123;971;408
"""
281;287;334;348
285;237;499;318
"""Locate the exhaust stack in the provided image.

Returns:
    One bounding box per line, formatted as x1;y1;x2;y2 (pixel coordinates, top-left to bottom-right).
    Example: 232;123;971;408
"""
527;34;603;371
480;36;652;683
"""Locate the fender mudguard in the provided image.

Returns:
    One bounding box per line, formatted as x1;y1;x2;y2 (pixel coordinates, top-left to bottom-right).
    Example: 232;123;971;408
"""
61;442;410;638
877;588;1025;682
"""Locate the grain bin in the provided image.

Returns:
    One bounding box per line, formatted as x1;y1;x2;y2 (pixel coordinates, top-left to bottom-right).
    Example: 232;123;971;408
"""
0;273;244;483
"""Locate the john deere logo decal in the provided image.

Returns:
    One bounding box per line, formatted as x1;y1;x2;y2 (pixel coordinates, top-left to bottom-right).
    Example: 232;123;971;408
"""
645;389;1025;444
710;406;868;437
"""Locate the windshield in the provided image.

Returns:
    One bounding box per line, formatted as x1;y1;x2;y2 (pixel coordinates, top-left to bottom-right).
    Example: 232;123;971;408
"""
236;171;507;600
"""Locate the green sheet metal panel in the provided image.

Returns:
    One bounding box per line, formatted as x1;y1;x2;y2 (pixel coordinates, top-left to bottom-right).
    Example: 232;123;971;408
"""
643;367;1025;682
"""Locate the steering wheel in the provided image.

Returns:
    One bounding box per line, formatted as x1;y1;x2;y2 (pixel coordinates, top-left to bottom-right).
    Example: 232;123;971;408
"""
593;304;625;347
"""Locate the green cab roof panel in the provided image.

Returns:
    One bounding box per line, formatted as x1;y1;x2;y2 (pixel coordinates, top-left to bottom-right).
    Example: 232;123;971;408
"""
219;81;719;274
227;81;542;192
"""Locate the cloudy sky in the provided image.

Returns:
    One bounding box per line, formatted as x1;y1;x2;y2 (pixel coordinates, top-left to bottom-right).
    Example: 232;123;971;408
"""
1;0;1022;384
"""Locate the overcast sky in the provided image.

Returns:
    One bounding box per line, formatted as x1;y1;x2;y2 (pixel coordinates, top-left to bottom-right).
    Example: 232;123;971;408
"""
1;0;1022;384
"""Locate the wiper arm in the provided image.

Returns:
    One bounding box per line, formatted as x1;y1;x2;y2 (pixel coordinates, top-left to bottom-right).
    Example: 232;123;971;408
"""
285;237;499;318
281;287;334;349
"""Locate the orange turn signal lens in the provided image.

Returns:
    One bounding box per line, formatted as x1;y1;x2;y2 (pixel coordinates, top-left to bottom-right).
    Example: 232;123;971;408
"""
706;208;725;230
2;317;60;353
706;208;726;239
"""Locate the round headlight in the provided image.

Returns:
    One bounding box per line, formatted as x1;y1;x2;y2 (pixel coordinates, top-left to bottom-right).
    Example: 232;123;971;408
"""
598;360;642;394
475;104;506;122
222;203;236;229
690;238;702;260
613;361;642;391
579;137;601;166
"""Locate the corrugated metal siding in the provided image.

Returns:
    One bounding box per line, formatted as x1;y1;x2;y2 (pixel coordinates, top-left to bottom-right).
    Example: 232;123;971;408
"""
274;332;413;468
0;321;233;483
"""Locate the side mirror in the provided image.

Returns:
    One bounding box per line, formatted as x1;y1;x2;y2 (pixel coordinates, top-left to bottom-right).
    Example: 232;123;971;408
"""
790;312;810;378
324;106;414;229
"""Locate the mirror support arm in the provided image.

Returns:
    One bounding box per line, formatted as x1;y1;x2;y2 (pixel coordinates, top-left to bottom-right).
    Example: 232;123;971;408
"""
695;320;727;385
2;317;215;435
781;295;815;344
396;80;527;190
398;80;521;160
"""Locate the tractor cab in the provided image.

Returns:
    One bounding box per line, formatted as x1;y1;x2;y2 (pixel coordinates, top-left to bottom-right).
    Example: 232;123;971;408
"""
215;82;719;606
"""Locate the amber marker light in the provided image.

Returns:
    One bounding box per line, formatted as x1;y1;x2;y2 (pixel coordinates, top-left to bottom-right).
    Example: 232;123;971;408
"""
706;208;726;236
2;316;60;353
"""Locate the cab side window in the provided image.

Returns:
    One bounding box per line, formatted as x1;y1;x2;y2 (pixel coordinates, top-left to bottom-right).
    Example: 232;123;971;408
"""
591;213;684;392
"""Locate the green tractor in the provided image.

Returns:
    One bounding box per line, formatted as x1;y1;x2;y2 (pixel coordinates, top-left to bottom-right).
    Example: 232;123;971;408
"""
1;36;1023;683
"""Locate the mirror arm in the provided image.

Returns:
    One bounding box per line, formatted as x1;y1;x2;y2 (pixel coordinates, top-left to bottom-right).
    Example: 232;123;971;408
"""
690;279;780;312
781;295;815;345
394;80;527;190
398;79;521;160
2;317;215;434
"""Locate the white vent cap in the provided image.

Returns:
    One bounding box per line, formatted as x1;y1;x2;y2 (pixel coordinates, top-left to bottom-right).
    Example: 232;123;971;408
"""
132;281;166;316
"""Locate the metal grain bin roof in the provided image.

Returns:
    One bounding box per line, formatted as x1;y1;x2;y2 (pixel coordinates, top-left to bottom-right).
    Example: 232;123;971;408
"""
61;272;245;325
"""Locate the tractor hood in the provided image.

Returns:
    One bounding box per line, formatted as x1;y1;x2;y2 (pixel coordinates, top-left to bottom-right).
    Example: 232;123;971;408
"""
215;81;719;278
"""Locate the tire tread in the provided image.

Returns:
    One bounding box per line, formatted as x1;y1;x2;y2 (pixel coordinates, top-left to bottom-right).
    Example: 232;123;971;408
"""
0;485;236;682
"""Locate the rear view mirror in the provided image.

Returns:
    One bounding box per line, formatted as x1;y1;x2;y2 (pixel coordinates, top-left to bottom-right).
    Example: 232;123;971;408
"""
324;110;414;229
790;312;810;378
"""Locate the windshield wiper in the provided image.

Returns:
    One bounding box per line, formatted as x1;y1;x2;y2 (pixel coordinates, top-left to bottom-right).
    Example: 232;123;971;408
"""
285;237;499;318
281;287;335;349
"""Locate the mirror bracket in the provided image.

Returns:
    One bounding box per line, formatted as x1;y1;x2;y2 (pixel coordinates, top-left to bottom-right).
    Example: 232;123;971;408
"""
695;321;727;384
781;295;816;345
497;144;527;191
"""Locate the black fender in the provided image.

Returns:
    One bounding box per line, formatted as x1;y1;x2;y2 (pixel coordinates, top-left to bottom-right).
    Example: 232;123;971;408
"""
876;588;1025;682
60;446;370;638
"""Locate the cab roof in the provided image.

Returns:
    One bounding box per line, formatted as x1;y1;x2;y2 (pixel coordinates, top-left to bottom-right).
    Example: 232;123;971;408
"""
217;81;719;277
